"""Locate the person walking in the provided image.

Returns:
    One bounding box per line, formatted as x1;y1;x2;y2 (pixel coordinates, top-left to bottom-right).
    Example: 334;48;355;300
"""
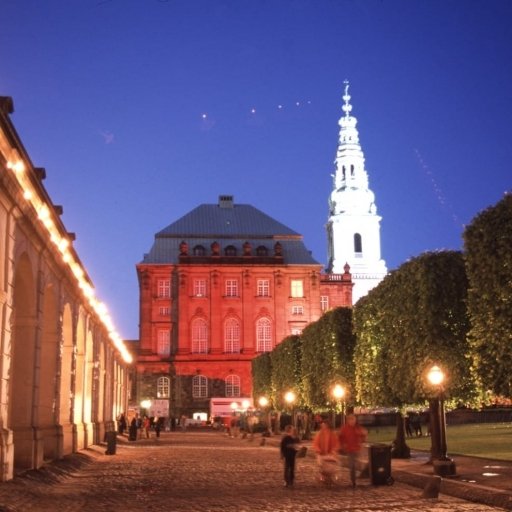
280;424;300;488
312;420;339;484
338;414;367;488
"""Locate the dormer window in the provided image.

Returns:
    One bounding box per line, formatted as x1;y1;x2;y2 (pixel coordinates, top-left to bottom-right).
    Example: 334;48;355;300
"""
256;245;268;257
225;245;237;256
193;245;206;256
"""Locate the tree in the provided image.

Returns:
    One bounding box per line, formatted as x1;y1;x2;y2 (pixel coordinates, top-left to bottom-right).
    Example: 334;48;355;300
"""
270;335;302;411
463;193;512;397
252;352;272;404
301;307;356;412
354;251;478;458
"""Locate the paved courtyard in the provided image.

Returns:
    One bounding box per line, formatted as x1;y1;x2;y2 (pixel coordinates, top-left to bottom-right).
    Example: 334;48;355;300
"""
0;431;507;511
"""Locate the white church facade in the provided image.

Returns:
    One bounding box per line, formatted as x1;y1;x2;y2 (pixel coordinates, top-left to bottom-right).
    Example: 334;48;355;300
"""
327;81;387;302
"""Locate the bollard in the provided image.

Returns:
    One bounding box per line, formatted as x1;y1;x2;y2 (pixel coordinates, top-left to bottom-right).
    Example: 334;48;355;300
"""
105;431;117;455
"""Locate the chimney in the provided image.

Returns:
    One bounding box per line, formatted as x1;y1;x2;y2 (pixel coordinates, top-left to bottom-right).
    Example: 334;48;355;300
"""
218;195;234;208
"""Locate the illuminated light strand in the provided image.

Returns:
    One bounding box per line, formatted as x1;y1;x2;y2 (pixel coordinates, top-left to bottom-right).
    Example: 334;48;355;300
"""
6;155;132;363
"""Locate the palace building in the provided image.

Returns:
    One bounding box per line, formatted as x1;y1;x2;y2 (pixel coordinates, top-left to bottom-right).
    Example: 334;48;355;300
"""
135;195;352;420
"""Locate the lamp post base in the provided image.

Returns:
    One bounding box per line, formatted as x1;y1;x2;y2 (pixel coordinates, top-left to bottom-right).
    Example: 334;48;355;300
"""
433;459;456;477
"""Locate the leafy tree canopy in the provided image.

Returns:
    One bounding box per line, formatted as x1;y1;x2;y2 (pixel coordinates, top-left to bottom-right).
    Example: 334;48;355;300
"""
354;251;478;408
464;193;512;397
301;307;356;411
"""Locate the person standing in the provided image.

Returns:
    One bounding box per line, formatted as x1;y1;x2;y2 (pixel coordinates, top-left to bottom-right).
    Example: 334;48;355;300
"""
142;415;151;439
280;425;300;488
338;414;367;488
154;417;162;438
117;413;127;435
128;415;138;441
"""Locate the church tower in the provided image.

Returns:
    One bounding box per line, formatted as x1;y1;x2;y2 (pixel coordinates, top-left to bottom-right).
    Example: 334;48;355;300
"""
326;81;387;303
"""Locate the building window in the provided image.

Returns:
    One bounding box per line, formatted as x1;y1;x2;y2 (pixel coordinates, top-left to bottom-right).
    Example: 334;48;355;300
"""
292;305;304;315
257;279;270;297
193;245;206;256
157;329;170;355
256;317;272;352
291;327;302;335
354;233;362;254
191;319;208;353
225;245;237;256
194;279;206;297
290;279;304;298
224;318;240;353
157;377;170;398
256;245;268;257
226;375;240;397
225;279;239;297
157;279;170;298
320;296;329;312
192;375;208;398
158;306;170;316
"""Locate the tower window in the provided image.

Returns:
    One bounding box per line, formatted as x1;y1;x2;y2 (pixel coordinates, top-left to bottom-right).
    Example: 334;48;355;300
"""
354;233;362;254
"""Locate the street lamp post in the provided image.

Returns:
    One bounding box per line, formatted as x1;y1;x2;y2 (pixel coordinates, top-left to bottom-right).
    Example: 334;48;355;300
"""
284;391;296;428
230;401;239;437
140;399;152;417
331;384;346;428
427;365;456;476
258;396;271;435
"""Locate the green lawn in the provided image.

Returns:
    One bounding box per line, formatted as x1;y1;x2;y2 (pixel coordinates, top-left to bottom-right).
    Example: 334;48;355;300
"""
366;422;512;460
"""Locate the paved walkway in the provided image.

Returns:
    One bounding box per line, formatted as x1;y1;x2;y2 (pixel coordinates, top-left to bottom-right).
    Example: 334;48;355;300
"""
0;431;510;512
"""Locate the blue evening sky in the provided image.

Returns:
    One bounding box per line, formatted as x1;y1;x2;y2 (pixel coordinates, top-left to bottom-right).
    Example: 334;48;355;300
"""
1;0;510;340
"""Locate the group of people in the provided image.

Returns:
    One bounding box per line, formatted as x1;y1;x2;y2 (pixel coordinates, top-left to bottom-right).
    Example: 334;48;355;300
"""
280;414;367;488
405;411;429;437
116;413;164;440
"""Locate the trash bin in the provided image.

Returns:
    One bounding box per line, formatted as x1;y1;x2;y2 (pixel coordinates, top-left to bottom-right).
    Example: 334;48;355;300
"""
105;431;117;455
368;443;393;485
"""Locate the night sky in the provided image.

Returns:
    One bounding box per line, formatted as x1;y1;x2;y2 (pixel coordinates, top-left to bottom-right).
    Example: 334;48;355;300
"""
1;0;510;340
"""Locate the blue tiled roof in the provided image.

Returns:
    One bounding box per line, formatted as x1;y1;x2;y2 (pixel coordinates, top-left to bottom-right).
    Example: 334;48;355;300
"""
141;201;319;265
156;203;300;238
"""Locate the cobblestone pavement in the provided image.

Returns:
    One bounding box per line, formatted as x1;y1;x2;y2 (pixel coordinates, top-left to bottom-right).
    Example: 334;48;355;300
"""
0;431;507;512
